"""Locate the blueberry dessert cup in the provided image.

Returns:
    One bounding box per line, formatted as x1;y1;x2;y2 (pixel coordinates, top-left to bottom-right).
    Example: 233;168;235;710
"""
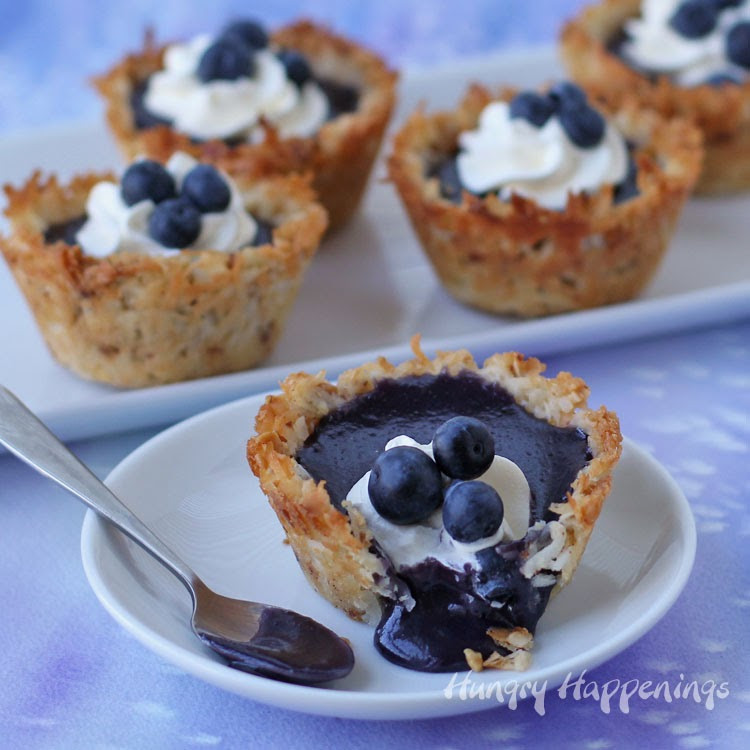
94;19;397;232
561;0;750;194
0;155;327;387
247;338;622;672
387;81;701;317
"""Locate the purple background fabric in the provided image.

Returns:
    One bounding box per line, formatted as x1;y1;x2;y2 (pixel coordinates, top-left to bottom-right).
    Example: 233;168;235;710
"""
1;1;749;748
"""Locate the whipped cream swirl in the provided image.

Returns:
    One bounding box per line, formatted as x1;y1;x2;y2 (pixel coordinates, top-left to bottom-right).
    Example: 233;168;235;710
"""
76;152;256;257
344;435;531;573
456;101;628;210
622;0;750;85
457;102;628;210
143;34;329;141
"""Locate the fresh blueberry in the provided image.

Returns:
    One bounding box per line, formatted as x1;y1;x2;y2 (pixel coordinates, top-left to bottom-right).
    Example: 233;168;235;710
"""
432;416;495;480
548;82;606;148
558;103;606;148
548;81;588;108
277;49;312;87
182;165;231;213
368;446;444;525
442;480;505;544
727;22;750;69
669;1;718;39
613;154;639;204
509;92;556;127
219;19;269;50
148;198;202;248
197;38;255;82
121;160;176;206
130;81;173;129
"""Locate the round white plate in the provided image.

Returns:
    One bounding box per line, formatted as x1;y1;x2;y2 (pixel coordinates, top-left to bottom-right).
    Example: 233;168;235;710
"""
81;393;696;720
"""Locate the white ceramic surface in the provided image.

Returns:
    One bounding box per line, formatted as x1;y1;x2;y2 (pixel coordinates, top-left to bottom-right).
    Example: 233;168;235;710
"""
80;391;697;720
1;47;749;443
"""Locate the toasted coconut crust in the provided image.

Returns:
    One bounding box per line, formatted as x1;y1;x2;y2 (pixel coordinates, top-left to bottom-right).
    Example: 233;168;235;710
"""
247;336;622;668
1;169;327;387
387;83;702;317
93;20;397;232
560;0;750;194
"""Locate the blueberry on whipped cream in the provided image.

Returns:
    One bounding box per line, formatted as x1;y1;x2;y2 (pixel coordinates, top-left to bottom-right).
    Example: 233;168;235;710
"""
121;160;176;205
132;18;356;143
670;0;722;38
508;92;557;127
220;19;269;52
147;197;202;248
182;164;232;212
196;36;256;82
434;82;634;210
549;82;606;148
345;426;530;578
727;19;750;67
432;416;495;480
442;480;505;544
615;0;750;86
368;446;444;525
71;152;263;256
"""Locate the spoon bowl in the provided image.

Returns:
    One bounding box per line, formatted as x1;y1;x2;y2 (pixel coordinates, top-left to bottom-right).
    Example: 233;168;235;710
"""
191;579;354;684
0;386;354;685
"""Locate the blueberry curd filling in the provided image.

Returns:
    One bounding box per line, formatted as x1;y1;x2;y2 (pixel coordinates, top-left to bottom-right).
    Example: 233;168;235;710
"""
295;372;591;672
44;216;88;246
608;0;750;87
428;82;639;210
130;18;360;145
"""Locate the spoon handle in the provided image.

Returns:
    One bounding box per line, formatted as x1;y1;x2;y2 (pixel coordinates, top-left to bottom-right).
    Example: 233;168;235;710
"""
0;386;198;595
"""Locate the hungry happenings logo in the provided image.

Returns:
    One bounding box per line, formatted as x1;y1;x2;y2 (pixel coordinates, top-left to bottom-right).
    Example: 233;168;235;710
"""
443;669;730;716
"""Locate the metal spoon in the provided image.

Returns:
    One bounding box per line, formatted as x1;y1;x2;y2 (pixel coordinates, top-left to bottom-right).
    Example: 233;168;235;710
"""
0;386;354;685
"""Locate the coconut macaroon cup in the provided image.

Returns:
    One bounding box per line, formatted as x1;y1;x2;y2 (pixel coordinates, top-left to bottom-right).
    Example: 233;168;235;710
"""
387;82;702;317
94;19;397;232
561;0;750;195
247;338;622;672
0;157;327;387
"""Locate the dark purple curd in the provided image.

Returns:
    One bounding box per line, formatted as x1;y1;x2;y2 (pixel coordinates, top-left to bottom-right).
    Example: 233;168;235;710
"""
43;216;87;246
606;26;640;72
295;372;591;672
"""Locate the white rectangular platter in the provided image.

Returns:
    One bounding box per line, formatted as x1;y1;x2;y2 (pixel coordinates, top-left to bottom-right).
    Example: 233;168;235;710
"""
1;47;749;442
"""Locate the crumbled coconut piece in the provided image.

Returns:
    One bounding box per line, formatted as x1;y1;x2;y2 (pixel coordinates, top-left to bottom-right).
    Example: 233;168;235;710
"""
464;648;485;672
520;520;571;581
483;649;533;671
464;627;535;672
487;626;534;652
